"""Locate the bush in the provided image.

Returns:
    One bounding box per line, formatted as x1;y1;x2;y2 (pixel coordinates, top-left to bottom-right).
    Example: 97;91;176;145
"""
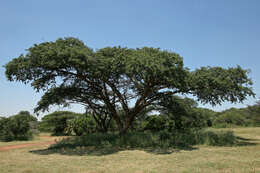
0;111;37;141
144;115;168;132
212;107;260;127
67;114;97;136
214;111;248;126
202;130;235;146
40;111;80;135
49;129;237;150
247;103;260;126
0;117;13;141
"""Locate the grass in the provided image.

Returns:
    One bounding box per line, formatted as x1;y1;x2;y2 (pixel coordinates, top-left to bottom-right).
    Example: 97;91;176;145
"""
0;128;260;173
0;133;63;146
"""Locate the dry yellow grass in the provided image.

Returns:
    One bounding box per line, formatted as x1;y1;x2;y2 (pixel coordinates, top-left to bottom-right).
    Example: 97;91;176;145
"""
0;128;260;173
0;133;63;146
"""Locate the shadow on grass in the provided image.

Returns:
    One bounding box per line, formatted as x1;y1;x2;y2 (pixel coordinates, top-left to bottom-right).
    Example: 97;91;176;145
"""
235;136;259;146
144;145;198;155
30;144;198;156
30;146;121;156
29;133;259;156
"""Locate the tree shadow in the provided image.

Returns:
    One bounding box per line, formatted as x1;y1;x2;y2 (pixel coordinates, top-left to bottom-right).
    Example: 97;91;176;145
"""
235;136;259;146
29;134;259;156
236;136;260;141
30;145;198;156
144;145;198;155
30;146;121;156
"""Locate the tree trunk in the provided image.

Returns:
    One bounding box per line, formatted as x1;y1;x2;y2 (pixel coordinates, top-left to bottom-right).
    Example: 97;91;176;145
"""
119;127;129;135
118;115;135;135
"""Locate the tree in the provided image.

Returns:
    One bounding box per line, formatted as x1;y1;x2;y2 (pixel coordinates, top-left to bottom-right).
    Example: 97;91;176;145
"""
67;114;97;136
41;111;79;135
246;99;260;126
85;107;113;133
5;37;255;134
0;111;37;141
156;96;209;131
213;108;248;127
192;108;217;127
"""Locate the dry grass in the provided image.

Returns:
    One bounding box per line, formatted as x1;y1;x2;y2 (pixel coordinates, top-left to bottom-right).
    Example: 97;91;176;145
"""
0;128;260;173
0;133;63;146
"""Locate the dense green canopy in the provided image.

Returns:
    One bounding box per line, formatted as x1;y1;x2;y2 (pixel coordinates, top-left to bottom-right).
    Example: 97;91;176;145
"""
5;37;255;133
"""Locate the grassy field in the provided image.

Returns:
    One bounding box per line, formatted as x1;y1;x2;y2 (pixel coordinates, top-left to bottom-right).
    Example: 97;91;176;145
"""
0;133;65;147
0;128;260;173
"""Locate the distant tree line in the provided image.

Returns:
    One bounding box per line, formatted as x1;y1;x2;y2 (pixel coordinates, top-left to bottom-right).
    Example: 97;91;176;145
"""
213;102;260;128
37;97;260;136
1;98;259;142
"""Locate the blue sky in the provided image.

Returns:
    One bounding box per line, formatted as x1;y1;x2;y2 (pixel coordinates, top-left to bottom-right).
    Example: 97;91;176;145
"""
1;0;260;117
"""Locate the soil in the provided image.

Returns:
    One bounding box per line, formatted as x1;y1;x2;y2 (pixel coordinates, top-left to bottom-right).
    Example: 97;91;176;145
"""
0;136;66;151
0;141;55;151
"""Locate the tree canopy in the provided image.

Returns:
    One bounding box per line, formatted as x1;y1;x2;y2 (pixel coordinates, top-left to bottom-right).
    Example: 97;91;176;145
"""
5;37;255;133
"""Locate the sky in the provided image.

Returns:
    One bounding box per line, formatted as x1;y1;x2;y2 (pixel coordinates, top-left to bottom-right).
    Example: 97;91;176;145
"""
0;0;260;118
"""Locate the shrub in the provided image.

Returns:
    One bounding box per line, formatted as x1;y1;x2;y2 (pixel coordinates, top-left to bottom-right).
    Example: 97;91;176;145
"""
202;130;235;146
41;111;80;135
49;129;237;150
0;111;37;141
214;111;247;126
212;107;259;127
67;114;97;136
144;115;168;132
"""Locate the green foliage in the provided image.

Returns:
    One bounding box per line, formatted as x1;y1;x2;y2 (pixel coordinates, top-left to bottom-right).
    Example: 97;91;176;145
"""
214;111;247;126
201;130;236;146
154;96;210;132
5;37;255;133
38;120;53;132
49;129;236;150
212;106;260;127
0;117;12;141
189;66;254;106
0;111;37;141
192;108;217;127
67;114;97;136
247;100;260;126
143;115;168;132
40;111;80;135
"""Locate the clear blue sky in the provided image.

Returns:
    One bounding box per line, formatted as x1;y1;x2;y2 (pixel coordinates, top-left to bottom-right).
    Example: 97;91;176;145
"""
1;0;260;117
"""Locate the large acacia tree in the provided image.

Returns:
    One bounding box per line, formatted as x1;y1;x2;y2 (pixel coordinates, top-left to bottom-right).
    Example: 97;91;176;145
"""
5;37;255;134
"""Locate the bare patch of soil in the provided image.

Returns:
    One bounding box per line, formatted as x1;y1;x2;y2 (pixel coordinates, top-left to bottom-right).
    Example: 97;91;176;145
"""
0;141;56;151
0;136;67;151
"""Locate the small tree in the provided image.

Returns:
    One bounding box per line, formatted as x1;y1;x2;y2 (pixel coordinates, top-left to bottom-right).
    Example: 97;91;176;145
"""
0;111;37;141
41;111;78;135
67;114;97;136
5;38;255;134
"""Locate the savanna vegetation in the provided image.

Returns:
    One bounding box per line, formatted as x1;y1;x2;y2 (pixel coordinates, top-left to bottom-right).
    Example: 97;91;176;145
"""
5;37;254;135
1;37;260;172
1;127;260;173
2;99;259;148
2;37;259;149
0;111;38;141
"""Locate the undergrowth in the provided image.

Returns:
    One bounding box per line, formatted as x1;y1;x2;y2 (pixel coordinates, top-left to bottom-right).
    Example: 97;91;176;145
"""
49;129;236;150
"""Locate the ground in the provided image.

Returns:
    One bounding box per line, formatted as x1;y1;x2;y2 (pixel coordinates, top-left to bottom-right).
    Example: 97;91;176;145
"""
0;128;260;173
0;134;65;151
